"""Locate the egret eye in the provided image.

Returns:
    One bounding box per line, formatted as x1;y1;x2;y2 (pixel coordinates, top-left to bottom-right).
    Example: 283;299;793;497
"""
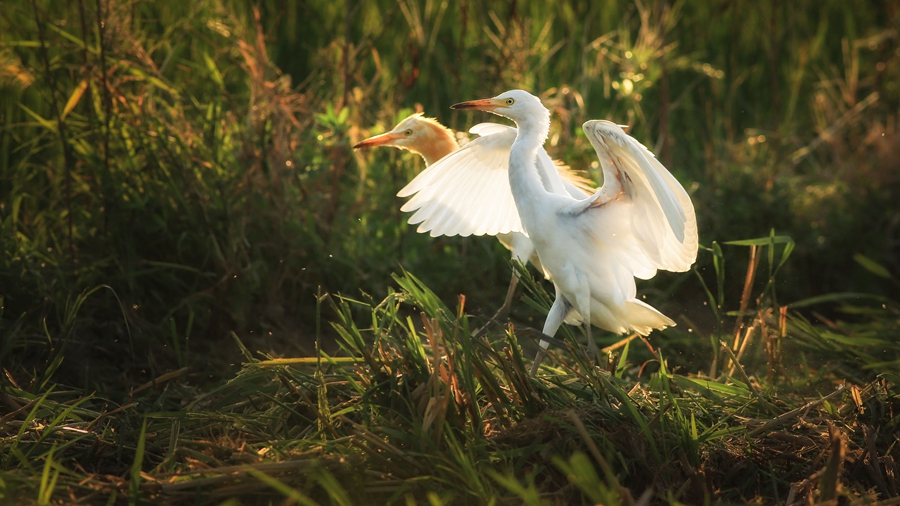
405;129;413;136
505;98;515;105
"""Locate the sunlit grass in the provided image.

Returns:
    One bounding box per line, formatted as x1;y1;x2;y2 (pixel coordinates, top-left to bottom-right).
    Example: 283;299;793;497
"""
1;250;899;503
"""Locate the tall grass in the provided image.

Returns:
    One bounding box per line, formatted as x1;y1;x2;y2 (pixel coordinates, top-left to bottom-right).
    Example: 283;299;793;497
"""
1;245;898;503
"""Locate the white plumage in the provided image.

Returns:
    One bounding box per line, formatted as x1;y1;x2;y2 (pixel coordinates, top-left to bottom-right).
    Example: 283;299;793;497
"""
449;90;698;374
353;113;591;316
399;123;588;238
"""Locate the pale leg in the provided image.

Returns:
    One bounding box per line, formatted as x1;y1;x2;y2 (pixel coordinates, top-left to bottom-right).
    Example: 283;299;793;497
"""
585;322;598;361
473;236;534;339
498;233;537;321
471;273;518;339
495;272;519;324
530;293;568;377
575;284;597;364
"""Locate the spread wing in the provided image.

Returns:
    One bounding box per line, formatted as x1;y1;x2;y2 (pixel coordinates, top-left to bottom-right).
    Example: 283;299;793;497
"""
565;120;698;273
397;123;523;237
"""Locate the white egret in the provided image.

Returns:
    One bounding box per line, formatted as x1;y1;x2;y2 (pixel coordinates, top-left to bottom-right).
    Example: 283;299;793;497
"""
353;113;593;319
449;90;698;375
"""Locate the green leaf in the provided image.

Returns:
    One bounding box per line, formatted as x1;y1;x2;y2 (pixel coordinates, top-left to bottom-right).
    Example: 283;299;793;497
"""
247;469;320;506
788;292;891;309
128;418;147;505
879;373;900;385
724;236;794;246
713;241;725;308
671;375;751;397
62;79;90;119
17;103;56;131
203;53;225;89
38;445;60;505
854;254;892;279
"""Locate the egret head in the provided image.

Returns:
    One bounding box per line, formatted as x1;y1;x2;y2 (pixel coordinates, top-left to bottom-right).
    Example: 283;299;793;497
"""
452;90;549;132
353;113;458;165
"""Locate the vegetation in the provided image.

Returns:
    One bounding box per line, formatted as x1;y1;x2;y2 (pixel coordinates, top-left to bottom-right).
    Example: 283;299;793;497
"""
1;0;898;504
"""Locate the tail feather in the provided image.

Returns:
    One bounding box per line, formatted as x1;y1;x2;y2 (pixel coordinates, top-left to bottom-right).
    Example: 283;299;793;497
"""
623;300;675;335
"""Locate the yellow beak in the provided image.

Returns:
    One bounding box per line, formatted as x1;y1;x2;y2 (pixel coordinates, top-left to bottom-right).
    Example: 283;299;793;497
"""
353;131;404;149
450;98;503;112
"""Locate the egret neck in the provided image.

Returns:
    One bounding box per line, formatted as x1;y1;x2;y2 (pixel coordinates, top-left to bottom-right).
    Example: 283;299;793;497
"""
507;106;552;230
416;123;459;166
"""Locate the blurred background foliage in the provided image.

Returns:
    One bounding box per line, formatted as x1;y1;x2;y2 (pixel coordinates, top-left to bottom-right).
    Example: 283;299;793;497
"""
1;0;898;388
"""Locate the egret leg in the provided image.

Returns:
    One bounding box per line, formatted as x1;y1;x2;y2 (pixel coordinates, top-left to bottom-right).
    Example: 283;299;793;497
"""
496;273;519;323
585;322;598;363
471;274;518;339
572;282;596;365
530;294;568;377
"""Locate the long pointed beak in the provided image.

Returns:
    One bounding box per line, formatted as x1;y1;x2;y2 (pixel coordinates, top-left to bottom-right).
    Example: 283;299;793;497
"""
353;131;402;149
451;98;500;111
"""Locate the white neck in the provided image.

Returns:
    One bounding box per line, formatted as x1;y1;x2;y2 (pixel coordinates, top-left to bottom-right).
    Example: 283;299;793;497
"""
507;109;552;230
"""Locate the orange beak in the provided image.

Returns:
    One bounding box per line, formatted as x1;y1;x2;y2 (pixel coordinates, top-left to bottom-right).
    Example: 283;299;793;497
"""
451;98;502;111
353;131;404;149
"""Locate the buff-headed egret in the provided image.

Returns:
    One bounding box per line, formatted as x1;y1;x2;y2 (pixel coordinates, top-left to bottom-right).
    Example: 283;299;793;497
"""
450;90;698;375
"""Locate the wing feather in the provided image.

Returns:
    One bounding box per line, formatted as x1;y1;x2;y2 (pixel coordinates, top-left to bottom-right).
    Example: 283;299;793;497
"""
566;120;698;274
396;123;523;237
423;158;490;236
469;123;513;137
397;121;592;239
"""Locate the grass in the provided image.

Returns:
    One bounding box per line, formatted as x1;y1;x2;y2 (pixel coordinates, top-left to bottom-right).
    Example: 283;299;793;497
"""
1;0;900;503
1;250;899;504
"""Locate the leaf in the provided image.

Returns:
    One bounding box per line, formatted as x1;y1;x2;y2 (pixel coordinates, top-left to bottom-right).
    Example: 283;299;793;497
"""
62;79;90;119
45;23;97;53
125;66;179;96
37;445;60;505
879;373;900;385
4;41;41;47
788;292;891;309
203;53;225;89
128;418;147;505
17;103;56;131
777;240;795;271
854;254;892;279
246;469;320;506
713;241;725;308
724;236;794;246
671;375;751;397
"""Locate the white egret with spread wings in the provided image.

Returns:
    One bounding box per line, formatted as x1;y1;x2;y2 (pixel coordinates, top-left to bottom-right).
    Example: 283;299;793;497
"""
449;90;698;375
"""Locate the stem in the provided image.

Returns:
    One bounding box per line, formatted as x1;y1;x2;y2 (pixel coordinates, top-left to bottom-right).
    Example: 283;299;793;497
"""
96;0;112;238
342;0;352;109
769;0;780;133
30;0;75;259
76;0;94;123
